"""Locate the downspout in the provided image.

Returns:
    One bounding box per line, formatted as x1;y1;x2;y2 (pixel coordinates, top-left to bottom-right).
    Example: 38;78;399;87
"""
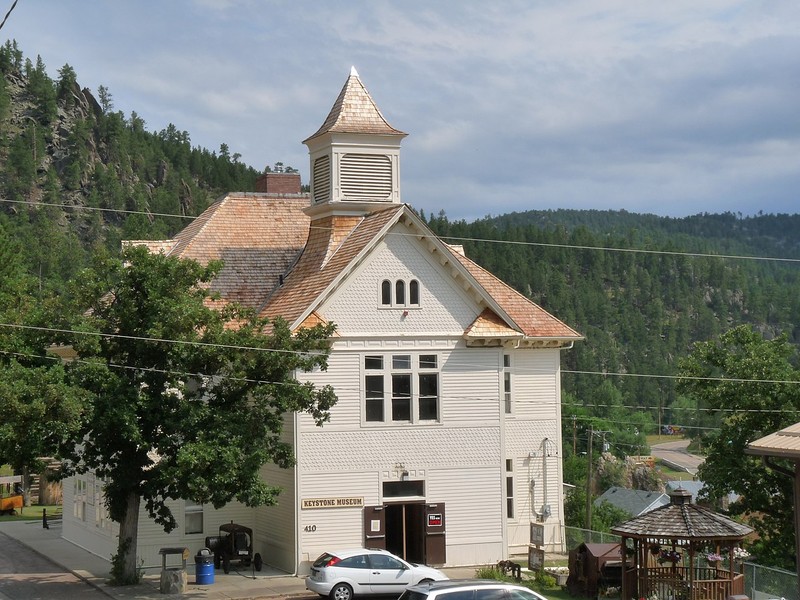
293;409;300;577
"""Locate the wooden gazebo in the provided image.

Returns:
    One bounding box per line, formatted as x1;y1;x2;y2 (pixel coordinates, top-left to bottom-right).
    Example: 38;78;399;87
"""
611;488;752;600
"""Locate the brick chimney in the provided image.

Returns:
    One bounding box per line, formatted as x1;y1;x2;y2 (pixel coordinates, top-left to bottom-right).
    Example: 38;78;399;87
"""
255;172;302;194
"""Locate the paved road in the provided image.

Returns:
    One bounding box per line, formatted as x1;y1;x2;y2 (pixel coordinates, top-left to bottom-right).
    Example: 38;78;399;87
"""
651;438;704;474
0;531;109;600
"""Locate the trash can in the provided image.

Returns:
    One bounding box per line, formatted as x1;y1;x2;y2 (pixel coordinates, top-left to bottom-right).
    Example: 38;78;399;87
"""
195;548;215;585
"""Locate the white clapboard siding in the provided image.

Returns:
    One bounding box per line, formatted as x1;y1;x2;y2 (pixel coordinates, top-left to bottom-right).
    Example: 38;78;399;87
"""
135;499;255;568
256;461;297;572
508;349;560;420
299;351;361;432
442;347;502;426
427;466;504;566
298;471;379;566
61;476;117;562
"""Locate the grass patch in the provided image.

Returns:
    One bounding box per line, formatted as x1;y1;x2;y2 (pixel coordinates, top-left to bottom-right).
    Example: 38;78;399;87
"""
645;433;686;446
0;504;62;522
655;462;694;480
473;565;561;595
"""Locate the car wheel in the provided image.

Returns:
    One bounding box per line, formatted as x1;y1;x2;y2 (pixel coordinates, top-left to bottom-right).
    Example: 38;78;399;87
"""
254;553;263;571
329;582;354;600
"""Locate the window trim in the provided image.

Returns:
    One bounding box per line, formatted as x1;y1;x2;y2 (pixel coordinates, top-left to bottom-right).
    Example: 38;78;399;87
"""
184;502;204;535
378;278;421;309
503;354;512;414
505;458;515;521
362;353;440;425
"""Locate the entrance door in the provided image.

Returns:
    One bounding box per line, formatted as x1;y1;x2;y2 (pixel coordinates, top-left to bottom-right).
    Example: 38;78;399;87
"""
364;503;446;565
363;505;386;550
424;503;446;565
385;503;425;563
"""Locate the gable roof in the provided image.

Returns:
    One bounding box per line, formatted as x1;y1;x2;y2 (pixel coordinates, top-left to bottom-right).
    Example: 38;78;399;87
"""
128;193;310;310
133;195;580;344
304;67;406;142
594;486;669;517
451;250;583;343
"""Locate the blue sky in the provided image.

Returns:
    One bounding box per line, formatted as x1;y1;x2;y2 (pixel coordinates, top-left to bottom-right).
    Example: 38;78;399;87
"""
5;1;799;221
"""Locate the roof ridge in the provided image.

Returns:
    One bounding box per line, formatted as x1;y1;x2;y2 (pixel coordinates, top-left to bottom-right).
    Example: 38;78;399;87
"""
303;70;406;142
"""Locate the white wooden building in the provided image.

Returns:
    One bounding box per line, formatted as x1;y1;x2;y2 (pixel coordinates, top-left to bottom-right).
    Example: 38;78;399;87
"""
62;68;582;574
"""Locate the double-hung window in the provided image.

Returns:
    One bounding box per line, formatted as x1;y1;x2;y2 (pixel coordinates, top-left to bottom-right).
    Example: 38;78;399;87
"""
503;354;512;414
364;354;439;424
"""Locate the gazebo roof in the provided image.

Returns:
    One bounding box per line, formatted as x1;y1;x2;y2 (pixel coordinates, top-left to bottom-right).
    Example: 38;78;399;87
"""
611;488;752;541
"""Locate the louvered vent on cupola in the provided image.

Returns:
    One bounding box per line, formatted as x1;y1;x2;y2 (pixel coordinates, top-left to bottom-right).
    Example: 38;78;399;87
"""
313;155;331;203
340;153;392;200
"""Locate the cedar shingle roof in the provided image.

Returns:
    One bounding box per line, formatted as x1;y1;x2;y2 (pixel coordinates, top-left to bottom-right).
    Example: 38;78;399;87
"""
137;195;579;343
611;489;752;540
259;207;402;325
304;67;406;142
451;250;583;340
145;194;310;310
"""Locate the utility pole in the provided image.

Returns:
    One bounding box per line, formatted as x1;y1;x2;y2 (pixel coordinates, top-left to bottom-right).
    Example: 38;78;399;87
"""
572;415;577;455
586;425;593;531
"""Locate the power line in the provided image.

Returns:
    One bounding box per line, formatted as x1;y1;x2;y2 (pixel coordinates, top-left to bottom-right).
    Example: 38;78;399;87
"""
0;198;196;219
3;197;800;264
0;322;327;357
4;321;800;392
0;0;19;32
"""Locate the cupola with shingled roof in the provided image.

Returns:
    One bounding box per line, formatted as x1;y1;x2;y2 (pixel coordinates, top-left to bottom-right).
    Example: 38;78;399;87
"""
303;67;407;216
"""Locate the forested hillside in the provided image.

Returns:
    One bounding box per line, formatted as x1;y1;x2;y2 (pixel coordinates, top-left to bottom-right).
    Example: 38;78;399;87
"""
0;41;282;293
2;40;799;460
423;208;800;454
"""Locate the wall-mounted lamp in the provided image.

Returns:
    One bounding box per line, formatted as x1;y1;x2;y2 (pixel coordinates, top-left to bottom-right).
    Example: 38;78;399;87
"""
401;470;410;481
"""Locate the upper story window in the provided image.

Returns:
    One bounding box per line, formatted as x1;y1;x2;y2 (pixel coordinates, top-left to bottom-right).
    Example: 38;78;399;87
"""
364;353;439;424
503;354;512;414
380;279;421;308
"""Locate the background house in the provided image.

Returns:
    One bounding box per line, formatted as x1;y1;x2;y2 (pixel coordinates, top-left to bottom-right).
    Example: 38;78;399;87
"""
62;68;581;573
593;486;669;518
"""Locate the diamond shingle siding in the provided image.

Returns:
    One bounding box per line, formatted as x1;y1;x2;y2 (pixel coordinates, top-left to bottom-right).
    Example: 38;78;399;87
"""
322;222;478;335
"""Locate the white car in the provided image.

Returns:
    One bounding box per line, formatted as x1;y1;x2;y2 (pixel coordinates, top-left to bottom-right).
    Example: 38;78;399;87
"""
399;580;551;600
306;548;449;600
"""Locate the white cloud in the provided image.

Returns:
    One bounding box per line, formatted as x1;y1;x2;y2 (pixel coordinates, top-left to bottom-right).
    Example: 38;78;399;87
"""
8;0;800;219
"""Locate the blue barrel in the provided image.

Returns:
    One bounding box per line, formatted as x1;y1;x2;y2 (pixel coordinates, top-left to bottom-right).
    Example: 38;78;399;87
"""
195;548;215;585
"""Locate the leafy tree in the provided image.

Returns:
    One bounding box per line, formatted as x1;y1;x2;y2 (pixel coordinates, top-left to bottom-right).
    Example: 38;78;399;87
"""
62;245;338;583
593;500;633;533
0;223;85;504
678;325;800;569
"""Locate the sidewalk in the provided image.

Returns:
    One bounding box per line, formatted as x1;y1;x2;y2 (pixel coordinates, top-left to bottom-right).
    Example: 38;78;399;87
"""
0;518;479;599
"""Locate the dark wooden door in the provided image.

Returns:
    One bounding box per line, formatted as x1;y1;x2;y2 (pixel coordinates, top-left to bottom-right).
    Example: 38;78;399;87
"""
424;503;446;565
363;505;386;550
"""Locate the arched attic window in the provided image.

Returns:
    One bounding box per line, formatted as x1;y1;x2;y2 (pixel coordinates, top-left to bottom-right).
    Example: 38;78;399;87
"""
381;280;392;305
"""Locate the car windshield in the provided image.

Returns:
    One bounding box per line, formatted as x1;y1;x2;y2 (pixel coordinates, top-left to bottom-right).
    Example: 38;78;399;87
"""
312;553;337;567
399;591;429;600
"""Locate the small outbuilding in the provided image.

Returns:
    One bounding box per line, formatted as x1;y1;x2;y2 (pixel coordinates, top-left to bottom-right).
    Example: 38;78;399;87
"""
611;487;752;600
566;542;624;597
